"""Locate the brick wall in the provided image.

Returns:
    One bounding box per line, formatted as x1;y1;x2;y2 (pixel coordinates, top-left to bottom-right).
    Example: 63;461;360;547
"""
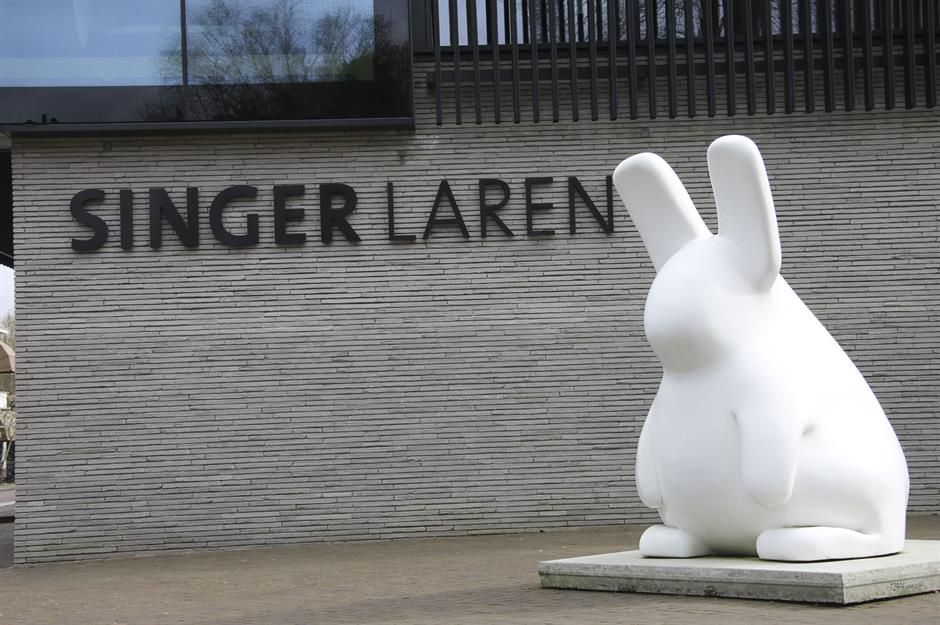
9;75;940;562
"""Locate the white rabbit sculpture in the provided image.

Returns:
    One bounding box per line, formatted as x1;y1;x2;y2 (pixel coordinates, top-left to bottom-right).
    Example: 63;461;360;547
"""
612;135;909;562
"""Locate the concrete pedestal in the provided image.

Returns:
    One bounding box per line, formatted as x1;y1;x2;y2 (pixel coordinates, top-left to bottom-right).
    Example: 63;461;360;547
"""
538;540;940;605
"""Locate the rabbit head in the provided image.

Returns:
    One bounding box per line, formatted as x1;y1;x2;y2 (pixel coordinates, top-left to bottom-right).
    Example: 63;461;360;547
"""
613;136;784;372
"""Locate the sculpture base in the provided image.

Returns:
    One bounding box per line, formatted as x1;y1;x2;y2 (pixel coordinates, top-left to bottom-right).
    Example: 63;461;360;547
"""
538;540;940;605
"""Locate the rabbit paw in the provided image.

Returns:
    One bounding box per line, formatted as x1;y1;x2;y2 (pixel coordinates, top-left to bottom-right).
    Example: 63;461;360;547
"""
756;527;899;562
639;525;712;558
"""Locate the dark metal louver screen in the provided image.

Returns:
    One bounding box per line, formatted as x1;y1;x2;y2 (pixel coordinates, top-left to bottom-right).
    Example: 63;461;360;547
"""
419;0;939;124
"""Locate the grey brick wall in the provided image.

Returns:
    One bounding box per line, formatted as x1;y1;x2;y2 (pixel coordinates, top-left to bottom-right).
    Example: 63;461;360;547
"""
9;76;940;562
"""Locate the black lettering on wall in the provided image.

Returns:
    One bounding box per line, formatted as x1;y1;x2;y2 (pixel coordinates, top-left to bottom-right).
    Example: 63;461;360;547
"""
525;177;555;236
70;189;108;252
478;179;514;238
209;186;259;247
273;185;306;245
387;182;416;242
119;189;134;250
149;188;199;248
423;181;470;240
319;183;361;244
568;176;615;234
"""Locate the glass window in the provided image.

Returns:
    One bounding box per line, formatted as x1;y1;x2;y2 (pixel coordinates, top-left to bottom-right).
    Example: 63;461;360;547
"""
185;0;377;84
0;0;413;127
0;0;182;87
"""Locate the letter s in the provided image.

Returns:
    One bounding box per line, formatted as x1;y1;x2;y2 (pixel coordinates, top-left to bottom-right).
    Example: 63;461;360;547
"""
71;189;108;252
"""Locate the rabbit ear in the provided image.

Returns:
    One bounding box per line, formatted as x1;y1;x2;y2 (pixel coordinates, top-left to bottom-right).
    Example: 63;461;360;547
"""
708;135;782;290
613;153;711;271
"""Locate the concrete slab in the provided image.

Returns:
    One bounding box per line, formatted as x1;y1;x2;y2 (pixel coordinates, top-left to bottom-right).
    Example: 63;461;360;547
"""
539;540;940;605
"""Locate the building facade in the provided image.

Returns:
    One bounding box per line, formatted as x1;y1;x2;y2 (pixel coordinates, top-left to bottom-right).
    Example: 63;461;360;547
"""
2;0;938;563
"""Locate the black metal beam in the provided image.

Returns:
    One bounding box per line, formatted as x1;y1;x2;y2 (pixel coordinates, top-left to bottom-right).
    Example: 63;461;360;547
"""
743;0;756;115
647;0;658;117
549;0;561;120
704;0;716;116
821;0;835;112
488;0;503;122
449;0;463;123
840;0;854;111
467;0;484;123
627;0;640;118
666;0;678;118
725;0;736;115
926;0;937;108
588;0;600;119
608;0;619;119
5;117;416;136
802;0;815;112
684;0;696;117
530;0;542;121
883;0;895;110
902;0;916;108
782;0;795;113
762;0;775;114
567;0;580;120
862;0;874;110
431;0;444;124
510;0;522;122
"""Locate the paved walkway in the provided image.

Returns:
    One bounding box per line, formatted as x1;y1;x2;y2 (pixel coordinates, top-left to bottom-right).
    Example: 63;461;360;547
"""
0;516;937;625
0;485;13;520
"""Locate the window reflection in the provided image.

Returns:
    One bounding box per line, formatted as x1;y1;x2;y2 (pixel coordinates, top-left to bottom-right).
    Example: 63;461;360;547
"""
0;0;181;87
0;0;413;126
180;0;376;84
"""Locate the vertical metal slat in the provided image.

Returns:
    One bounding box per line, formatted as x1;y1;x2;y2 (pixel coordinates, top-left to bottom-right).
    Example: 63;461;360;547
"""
647;0;658;117
522;0;530;41
782;0;795;113
180;0;189;87
841;0;855;111
431;0;444;125
684;0;696;117
509;0;522;122
467;0;484;123
704;0;717;116
902;0;916;108
567;0;579;120
549;0;561;121
725;0;736;115
821;0;835;112
530;0;542;122
883;0;895;110
743;0;756;114
627;0;640;118
801;0;815;112
861;0;874;111
762;0;774;114
926;0;937;108
449;0;463;124
608;0;619;119
666;0;678;118
489;0;503;122
588;0;600;119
